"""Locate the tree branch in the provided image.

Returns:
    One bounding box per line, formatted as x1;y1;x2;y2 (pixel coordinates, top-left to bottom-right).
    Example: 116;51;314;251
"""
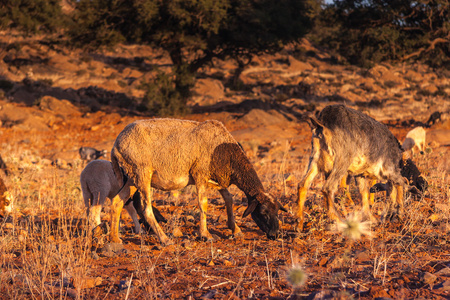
402;35;450;61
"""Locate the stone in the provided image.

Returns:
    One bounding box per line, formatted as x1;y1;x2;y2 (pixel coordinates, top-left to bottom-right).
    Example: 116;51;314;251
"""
421;272;437;288
317;257;328;267
172;227;184;238
98;242;125;257
355;250;371;262
75;277;102;289
368;285;390;298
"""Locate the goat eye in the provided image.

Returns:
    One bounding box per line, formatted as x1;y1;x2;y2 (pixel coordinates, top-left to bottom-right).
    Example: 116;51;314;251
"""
261;204;271;215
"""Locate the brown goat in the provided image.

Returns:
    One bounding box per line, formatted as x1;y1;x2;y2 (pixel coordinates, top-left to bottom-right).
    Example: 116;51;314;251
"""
111;119;286;245
297;105;406;231
339;175;376;206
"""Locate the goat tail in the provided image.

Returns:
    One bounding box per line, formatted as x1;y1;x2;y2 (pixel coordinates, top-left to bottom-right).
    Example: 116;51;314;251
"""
111;149;127;191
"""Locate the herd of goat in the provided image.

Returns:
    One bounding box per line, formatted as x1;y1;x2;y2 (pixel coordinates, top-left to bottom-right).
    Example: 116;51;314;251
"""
0;104;429;245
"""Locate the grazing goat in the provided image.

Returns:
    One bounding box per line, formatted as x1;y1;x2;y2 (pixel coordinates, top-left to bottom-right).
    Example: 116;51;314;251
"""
426;111;442;126
0;177;13;215
402;126;426;156
79;147;107;162
400;158;427;194
370;158;427;197
111;119;286;245
297;104;406;231
80;160;165;235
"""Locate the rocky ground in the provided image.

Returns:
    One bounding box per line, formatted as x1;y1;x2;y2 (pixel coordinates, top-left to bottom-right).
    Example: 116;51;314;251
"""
0;31;450;299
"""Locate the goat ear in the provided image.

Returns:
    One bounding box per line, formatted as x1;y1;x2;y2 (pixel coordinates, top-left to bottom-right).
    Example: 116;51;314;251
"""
408;186;422;195
307;116;324;130
243;200;259;218
278;201;288;212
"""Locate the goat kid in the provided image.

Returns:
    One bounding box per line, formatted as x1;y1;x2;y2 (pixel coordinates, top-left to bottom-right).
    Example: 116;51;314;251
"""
80;160;165;236
79;147;107;162
402;126;426;157
370;158;428;198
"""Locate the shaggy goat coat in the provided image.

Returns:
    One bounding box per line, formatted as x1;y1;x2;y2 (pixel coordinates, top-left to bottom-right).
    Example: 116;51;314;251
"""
297;104;406;231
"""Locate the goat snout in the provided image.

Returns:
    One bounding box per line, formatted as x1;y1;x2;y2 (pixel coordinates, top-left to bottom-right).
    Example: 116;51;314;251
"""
266;230;278;240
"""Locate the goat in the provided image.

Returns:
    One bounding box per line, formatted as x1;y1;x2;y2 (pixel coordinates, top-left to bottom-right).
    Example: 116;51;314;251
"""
0;176;13;216
370;158;427;197
426;111;442;127
80;160;165;235
79;147;107;162
110;119;286;245
402;126;426;156
297;104;407;232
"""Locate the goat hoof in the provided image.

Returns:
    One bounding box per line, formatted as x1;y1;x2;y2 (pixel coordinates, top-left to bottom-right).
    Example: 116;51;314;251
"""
385;211;402;222
199;234;216;242
294;220;304;233
232;231;244;238
110;237;122;244
161;238;174;246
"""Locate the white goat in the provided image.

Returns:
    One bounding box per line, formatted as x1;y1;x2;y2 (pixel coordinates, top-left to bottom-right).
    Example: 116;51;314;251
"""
402;126;426;156
110;119;286;245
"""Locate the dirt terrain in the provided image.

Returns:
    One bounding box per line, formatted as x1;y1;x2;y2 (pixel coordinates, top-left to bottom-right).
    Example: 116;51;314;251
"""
1;31;450;299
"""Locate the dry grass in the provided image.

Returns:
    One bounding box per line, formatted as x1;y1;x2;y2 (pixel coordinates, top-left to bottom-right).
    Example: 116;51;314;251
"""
0;136;449;299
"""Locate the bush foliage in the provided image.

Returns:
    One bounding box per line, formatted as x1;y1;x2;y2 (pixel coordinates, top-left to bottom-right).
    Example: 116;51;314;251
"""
1;0;447;115
69;0;316;115
309;0;449;68
139;70;190;116
0;0;67;34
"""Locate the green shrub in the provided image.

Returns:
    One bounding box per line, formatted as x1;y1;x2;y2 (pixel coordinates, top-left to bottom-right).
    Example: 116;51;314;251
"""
0;0;67;34
139;71;189;117
69;0;315;108
309;1;450;69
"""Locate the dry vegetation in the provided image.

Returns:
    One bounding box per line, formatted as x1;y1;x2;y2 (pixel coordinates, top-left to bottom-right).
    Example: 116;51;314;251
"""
1;32;450;299
1;126;449;299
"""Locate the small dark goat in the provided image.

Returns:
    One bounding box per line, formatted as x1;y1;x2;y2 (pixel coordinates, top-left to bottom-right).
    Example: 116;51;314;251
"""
426;111;442;127
80;159;166;235
370;158;427;197
297;104;407;231
79;147;107;162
